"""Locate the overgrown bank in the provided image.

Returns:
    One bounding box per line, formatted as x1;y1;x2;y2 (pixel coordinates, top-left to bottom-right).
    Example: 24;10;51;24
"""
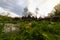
0;16;60;40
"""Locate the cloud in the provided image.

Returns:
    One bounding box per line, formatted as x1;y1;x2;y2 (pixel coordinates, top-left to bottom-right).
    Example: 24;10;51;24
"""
0;0;60;18
28;0;60;18
0;7;20;18
0;0;26;16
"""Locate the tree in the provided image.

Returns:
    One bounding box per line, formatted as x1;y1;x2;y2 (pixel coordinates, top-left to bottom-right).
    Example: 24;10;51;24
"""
23;7;28;17
54;4;60;17
28;12;32;17
35;8;39;18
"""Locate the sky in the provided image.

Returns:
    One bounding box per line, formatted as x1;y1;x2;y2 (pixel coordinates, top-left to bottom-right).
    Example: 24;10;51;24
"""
0;0;60;18
0;0;27;16
28;0;60;18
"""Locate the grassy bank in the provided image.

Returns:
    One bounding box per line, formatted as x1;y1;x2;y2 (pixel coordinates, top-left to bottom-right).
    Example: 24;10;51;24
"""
0;16;60;40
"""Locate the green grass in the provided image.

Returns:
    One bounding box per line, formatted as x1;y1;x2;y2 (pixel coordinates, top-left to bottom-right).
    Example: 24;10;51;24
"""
0;16;60;40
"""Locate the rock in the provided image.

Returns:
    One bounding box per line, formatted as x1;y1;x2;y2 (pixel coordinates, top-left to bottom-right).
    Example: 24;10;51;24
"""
2;23;20;33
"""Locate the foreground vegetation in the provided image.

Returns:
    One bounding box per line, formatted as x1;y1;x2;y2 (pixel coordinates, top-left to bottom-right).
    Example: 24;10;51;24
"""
0;15;60;40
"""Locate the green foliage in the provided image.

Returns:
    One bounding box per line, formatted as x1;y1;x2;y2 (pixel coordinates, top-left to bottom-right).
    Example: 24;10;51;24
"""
54;4;60;16
0;16;60;40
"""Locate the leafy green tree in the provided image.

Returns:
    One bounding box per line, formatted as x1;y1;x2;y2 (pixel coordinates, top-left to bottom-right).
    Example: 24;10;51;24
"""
54;4;60;16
